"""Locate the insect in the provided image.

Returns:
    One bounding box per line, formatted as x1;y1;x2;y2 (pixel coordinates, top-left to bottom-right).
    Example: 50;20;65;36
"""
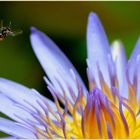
0;20;22;41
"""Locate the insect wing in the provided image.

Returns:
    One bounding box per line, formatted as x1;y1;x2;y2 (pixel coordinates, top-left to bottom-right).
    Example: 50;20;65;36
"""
9;30;23;37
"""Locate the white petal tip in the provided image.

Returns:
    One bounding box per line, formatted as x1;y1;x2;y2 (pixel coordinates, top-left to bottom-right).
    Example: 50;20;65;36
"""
111;40;125;57
111;40;123;48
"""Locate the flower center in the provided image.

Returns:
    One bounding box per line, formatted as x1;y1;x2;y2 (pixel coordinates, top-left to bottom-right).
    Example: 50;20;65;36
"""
33;84;139;139
82;87;138;139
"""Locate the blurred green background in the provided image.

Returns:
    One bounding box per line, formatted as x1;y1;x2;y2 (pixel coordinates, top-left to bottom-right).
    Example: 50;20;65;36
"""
0;1;140;137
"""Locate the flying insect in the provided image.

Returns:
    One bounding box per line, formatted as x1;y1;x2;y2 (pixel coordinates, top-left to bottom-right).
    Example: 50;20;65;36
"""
0;20;22;41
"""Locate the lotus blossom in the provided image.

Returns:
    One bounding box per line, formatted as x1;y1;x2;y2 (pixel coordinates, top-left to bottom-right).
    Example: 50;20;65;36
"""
0;12;140;139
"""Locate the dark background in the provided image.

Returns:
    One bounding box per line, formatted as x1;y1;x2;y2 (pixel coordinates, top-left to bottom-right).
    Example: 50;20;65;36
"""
0;1;140;137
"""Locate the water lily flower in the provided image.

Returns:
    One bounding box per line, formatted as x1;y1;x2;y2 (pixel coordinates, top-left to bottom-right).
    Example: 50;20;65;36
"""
0;12;140;139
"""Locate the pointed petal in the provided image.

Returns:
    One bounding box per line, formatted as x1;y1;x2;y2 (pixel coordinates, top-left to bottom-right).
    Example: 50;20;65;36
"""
30;27;87;102
129;37;140;99
111;40;128;98
129;37;140;82
130;37;140;61
86;12;111;88
0;78;63;121
0;117;36;138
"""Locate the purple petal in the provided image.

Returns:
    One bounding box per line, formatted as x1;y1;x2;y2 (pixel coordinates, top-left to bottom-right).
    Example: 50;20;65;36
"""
111;40;128;98
129;37;140;79
86;12;111;88
30;27;87;102
0;78;64;121
0;117;36;138
130;37;140;60
129;37;140;99
0;94;38;124
0;78;53;115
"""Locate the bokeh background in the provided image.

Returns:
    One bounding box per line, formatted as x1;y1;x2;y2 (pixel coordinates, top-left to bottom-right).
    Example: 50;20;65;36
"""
0;1;140;137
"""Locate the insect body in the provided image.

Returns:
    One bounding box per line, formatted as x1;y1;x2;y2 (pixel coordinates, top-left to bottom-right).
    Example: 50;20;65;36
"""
0;27;12;41
0;21;22;41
